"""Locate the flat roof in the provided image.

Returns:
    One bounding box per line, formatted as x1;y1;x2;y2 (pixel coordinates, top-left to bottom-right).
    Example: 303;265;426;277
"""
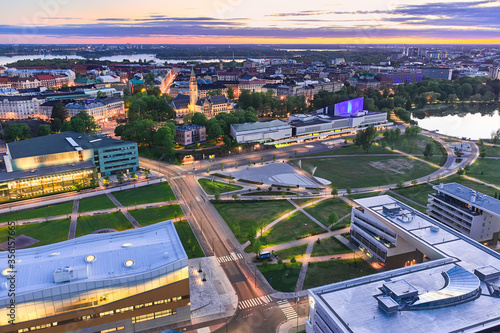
434;183;500;216
0;221;187;300
7;131;136;160
309;195;500;333
231;120;291;133
0;161;95;182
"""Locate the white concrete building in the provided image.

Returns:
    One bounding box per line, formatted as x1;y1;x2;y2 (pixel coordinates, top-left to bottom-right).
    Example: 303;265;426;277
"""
0;95;45;120
427;183;500;245
230;120;292;143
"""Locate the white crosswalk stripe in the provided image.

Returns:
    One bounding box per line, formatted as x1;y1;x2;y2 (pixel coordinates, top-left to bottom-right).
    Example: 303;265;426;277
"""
238;297;263;310
217;252;244;264
260;295;273;304
277;300;298;320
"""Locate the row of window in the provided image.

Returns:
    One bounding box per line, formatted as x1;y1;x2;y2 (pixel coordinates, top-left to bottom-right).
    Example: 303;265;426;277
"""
17;322;57;332
132;309;176;324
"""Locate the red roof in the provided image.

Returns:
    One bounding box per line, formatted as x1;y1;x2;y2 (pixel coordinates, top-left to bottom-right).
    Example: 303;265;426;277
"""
36;74;55;80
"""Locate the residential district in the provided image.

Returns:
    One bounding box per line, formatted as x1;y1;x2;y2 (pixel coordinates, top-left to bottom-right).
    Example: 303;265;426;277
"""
1;45;500;333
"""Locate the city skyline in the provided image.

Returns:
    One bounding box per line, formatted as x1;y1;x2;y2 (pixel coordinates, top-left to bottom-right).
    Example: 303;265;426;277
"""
1;0;500;44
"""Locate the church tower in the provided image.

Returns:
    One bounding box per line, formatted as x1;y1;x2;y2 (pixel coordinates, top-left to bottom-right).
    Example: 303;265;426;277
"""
189;67;198;113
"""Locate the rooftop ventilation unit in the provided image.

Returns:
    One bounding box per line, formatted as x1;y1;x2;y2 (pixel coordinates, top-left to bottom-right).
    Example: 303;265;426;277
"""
54;266;88;283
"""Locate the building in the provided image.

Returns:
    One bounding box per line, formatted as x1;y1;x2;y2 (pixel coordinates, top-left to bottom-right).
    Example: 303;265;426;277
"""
175;124;206;145
66;97;125;122
376;72;423;86
0;221;190;333
490;67;500;79
230;120;292;143
420;67;453;80
427;183;500;245
0;95;45;120
307;195;500;333
171;69;233;122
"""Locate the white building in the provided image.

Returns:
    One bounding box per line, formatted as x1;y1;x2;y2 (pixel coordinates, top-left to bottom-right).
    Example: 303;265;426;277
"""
0;95;44;120
307;195;500;333
427;183;500;245
230;120;292;143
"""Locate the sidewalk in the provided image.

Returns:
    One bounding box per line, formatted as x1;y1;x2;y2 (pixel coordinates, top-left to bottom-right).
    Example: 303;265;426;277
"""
278;316;307;333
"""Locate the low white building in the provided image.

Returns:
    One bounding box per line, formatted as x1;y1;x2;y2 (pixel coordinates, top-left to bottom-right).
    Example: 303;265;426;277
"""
0;95;44;120
230;120;292;143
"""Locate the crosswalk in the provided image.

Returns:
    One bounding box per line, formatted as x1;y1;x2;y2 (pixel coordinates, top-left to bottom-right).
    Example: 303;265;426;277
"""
277;300;298;320
238;295;273;309
216;252;244;263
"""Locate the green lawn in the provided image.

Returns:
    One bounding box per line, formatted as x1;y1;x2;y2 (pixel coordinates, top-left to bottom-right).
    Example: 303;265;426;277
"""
78;196;116;213
275;244;308;259
264;211;325;247
434;174;497;197
76;212;133;237
174;220;204;259
347;191;381;200
198;178;243;195
295;156;437;189
291;198;319;207
387;194;427;213
0;202;73;223
391;184;434;206
303;259;377;289
304;198;352;227
113;183;176;206
387;134;445;155
481;145;500;157
468;159;500;186
302;144;395;157
0;219;70;249
258;262;302;292
424;155;448;166
129;205;184;227
214;201;295;244
311;237;352;257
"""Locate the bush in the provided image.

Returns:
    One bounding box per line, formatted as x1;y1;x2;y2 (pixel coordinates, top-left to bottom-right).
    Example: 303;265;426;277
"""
290;257;297;263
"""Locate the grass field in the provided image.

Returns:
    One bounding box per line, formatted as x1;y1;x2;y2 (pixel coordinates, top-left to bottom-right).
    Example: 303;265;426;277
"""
387;194;427;213
295;156;437;189
433;174;497;197
78;196;116;213
291;198;319;207
0;202;73;223
468;159;500;186
275;244;308;259
76;212;133;237
0;218;70;248
129;205;184;227
482;145;500;157
391;184;434;206
302;144;395;157
304;198;352;227
113;182;176;206
303;259;377;289
347;192;381;200
311;237;352;257
388;134;444;155
198;178;243;195
214;201;295;244
174;220;204;259
424;155;447;166
258;262;302;292
264;211;325;247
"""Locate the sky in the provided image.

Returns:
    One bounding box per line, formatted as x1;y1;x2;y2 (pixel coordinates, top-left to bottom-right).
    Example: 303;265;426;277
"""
1;0;500;44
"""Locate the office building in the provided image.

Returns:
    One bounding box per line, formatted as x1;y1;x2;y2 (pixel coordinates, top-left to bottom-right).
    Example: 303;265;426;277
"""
175;124;207;145
230;120;292;143
0;132;138;202
66;97;125;122
420;67;453;80
427;183;500;245
0;221;190;333
307;195;500;333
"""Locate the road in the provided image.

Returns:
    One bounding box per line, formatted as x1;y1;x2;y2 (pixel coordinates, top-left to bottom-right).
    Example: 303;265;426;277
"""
139;158;291;333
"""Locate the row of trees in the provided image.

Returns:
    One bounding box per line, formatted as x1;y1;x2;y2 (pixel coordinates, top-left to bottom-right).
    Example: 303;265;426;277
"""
237;90;308;117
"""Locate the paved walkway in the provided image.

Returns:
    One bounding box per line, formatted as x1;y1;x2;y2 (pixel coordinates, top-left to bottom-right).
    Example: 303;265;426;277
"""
287;198;328;230
263;227;350;253
68;200;79;240
295;242;313;291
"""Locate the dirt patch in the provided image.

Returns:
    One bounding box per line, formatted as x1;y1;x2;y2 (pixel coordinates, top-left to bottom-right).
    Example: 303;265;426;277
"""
369;158;416;175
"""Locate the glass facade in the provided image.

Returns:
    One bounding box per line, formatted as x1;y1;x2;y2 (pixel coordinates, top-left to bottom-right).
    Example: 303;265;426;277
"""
94;144;139;176
0;168;96;203
0;266;188;326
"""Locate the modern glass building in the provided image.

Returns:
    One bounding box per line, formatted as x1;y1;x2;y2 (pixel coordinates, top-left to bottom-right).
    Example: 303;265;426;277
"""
0;221;190;333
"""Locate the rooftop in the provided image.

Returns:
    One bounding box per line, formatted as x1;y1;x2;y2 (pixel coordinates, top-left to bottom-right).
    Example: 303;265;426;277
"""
309;195;500;333
7;131;135;159
0;221;187;300
434;183;500;216
231;120;291;132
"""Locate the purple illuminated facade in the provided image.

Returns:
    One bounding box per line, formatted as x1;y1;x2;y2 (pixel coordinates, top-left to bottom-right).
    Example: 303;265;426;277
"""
334;97;364;117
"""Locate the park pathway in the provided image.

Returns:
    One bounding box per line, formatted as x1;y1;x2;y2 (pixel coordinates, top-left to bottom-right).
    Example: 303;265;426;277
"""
263;227;350;253
68;200;79;240
287;199;328;230
295;242;313;292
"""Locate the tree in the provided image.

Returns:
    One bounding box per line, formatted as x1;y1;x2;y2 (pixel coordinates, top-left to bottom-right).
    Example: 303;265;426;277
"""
396;181;405;189
221;163;224;171
214;192;221;201
346;186;352;195
51;118;62;132
227;86;235;100
153;125;175;156
331;188;338;196
232;193;239;201
37;124;51;136
116;173;124;183
290;256;297;263
207;118;223;141
5;123;31;142
354;125;377;153
191;112;208;127
423;143;434;158
253;238;262;257
457;168;465;177
491;129;500;144
464;164;471;174
51;101;68;122
246;228;256;244
143;168;150;178
328;212;339;227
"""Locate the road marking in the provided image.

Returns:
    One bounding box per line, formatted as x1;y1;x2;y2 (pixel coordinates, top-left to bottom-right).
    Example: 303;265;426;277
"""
260;295;273;304
217;253;244;264
277;300;298;320
238;297;263;310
